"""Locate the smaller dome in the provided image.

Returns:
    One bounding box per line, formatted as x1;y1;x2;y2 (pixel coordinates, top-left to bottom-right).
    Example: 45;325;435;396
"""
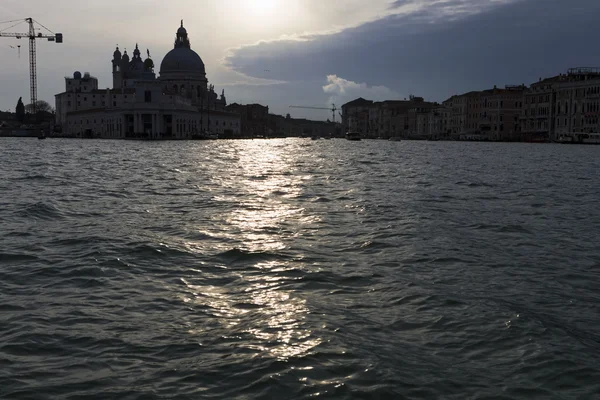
121;51;130;63
144;58;154;71
113;46;121;58
73;71;82;79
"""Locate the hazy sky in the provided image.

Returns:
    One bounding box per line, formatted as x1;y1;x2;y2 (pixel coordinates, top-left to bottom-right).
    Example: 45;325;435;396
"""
1;0;599;120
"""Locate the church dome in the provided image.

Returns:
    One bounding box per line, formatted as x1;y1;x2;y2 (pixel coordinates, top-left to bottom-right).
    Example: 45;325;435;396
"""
159;47;205;76
159;21;206;79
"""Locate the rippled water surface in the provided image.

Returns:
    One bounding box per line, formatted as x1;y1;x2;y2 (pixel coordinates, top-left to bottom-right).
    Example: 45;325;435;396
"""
1;138;600;399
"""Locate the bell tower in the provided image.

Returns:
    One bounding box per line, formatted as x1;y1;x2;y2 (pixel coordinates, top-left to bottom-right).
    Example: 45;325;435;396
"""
112;46;123;88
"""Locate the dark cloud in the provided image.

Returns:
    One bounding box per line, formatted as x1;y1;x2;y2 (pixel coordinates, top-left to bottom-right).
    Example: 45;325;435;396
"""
226;0;600;102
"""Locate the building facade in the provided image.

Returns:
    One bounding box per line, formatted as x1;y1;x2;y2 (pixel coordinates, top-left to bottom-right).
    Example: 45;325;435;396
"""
341;98;373;136
55;21;240;138
225;103;269;137
553;68;600;140
442;85;524;140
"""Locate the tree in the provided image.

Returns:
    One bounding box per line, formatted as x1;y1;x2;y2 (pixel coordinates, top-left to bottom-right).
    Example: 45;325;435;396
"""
25;100;54;114
15;97;25;123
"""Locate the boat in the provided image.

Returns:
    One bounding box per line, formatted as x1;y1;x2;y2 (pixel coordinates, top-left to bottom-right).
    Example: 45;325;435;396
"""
557;132;600;144
38;130;46;140
345;131;361;141
191;131;218;140
388;136;402;141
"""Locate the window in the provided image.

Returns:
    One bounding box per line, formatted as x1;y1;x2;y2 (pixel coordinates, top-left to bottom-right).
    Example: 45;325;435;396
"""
144;91;152;103
67;101;71;106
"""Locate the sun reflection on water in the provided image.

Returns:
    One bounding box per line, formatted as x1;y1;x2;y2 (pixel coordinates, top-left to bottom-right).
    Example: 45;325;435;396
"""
180;261;321;360
178;141;322;360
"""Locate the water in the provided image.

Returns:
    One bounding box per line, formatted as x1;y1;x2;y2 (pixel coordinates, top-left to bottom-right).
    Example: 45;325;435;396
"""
1;138;599;399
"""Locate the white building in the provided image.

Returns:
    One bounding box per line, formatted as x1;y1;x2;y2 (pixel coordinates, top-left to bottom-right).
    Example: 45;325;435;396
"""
55;21;241;139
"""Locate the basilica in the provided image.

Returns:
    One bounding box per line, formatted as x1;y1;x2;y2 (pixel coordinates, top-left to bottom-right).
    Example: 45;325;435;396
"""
55;21;240;138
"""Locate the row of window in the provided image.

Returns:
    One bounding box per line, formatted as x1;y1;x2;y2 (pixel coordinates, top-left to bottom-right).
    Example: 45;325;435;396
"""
526;95;551;104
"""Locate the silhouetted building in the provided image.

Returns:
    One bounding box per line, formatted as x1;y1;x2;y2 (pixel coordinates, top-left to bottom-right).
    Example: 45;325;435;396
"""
553;68;600;140
520;76;560;141
225;103;269;137
341;98;372;135
55;21;240;138
444;85;525;140
268;114;339;137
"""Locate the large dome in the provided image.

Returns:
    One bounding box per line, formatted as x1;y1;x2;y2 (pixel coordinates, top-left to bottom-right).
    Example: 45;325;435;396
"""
160;47;206;76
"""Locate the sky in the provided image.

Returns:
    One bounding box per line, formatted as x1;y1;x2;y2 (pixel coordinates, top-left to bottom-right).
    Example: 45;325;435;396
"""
1;0;599;120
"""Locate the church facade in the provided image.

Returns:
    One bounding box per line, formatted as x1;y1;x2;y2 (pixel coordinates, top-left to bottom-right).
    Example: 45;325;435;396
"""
55;22;240;139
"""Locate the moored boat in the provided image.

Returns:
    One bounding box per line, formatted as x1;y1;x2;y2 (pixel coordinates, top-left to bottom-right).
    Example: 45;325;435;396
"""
557;132;600;144
345;131;361;141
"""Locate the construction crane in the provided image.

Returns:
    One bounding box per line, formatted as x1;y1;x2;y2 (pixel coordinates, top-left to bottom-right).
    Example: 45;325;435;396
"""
290;103;338;123
0;18;62;115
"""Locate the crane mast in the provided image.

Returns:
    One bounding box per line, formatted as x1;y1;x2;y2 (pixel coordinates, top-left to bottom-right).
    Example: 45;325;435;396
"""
28;18;37;115
0;18;62;116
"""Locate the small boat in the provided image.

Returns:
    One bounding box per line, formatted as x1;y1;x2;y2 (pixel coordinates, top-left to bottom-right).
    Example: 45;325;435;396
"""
388;137;402;141
38;130;46;140
191;131;218;140
345;131;361;141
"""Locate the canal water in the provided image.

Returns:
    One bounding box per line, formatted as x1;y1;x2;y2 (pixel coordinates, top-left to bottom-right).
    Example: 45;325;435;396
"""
1;138;599;399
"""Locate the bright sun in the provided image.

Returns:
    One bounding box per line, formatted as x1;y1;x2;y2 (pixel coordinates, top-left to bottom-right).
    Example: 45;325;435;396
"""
245;0;279;16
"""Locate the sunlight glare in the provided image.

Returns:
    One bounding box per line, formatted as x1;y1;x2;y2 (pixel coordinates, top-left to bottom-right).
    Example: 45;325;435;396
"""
245;0;280;17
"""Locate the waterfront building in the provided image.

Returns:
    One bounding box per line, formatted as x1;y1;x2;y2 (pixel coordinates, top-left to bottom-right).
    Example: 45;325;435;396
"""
55;22;240;138
341;98;373;135
427;105;451;139
268;114;339;138
520;76;561;141
478;85;524;141
225;103;269;138
408;101;436;139
342;97;432;138
553;68;600;140
443;94;469;137
382;99;425;138
443;85;524;140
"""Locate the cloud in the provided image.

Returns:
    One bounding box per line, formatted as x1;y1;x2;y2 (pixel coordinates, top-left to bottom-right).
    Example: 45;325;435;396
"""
225;0;600;104
224;0;522;86
322;75;401;105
